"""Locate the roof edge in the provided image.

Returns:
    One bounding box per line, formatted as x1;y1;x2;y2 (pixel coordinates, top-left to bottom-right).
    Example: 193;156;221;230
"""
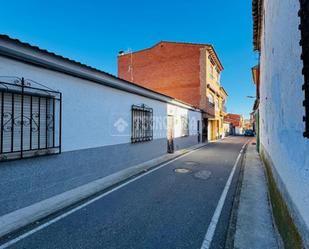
118;40;212;57
118;40;224;71
252;0;264;51
0;35;201;112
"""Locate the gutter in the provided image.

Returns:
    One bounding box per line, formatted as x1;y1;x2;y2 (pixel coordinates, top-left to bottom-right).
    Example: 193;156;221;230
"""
0;42;200;113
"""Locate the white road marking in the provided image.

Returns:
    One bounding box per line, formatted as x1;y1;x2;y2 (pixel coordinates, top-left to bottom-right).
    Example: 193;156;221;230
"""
0;145;208;249
1;138;248;249
200;142;247;249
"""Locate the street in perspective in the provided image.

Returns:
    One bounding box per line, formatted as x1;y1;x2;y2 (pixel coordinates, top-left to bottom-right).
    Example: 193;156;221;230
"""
1;137;248;249
0;0;309;249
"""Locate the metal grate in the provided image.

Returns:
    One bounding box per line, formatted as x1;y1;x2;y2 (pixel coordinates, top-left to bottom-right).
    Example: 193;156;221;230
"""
0;77;61;161
131;104;153;143
299;0;309;138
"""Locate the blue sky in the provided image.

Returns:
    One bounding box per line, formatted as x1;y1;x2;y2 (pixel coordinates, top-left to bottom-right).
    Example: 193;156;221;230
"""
0;0;257;117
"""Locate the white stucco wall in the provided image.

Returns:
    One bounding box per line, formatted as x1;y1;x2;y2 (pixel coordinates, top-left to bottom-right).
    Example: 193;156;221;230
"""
0;56;201;153
235;127;243;135
188;109;201;136
223;123;230;137
260;0;309;243
167;103;201;138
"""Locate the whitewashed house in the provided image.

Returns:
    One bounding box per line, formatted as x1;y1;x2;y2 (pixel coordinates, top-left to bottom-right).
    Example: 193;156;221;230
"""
0;35;202;216
252;0;309;247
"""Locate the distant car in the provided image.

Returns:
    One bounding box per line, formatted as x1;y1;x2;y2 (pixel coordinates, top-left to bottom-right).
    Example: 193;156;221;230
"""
244;129;255;136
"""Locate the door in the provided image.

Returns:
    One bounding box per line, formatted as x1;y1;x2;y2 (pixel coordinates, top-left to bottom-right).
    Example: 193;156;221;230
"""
197;120;201;143
202;118;208;142
167;115;174;153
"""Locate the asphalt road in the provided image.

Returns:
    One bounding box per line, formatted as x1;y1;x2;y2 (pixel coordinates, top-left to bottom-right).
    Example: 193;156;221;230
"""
2;136;248;249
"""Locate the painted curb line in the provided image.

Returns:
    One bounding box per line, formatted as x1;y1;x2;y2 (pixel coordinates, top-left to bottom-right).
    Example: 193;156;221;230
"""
224;140;249;249
200;140;249;249
0;142;208;239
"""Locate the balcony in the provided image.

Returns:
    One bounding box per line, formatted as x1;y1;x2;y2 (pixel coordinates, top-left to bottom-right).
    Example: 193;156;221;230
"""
219;106;227;116
206;101;216;117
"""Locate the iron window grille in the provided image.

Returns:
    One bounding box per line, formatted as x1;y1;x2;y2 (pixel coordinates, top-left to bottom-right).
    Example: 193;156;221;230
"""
131;104;153;143
180;116;189;137
299;0;309;138
0;77;62;161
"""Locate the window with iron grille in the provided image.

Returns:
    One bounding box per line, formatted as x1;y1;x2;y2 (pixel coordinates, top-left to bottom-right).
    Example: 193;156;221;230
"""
180;116;189;137
0;77;61;161
131;104;153;143
299;0;309;138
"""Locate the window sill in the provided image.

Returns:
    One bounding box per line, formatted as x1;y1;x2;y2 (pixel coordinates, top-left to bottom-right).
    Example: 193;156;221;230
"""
131;137;153;144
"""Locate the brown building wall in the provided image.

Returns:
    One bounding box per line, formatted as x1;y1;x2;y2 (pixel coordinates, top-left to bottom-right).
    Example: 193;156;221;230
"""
225;113;242;127
118;42;203;108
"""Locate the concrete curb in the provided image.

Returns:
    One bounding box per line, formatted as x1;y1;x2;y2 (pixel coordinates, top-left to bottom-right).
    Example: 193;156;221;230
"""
224;140;249;249
233;141;280;249
0;142;208;239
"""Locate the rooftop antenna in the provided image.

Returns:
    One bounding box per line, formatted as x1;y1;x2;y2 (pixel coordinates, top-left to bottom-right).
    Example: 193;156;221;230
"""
127;48;134;82
119;48;134;82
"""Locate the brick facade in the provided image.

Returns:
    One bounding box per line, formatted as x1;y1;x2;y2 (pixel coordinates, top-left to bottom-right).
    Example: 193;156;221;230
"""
118;42;207;110
225;113;243;127
118;41;228;141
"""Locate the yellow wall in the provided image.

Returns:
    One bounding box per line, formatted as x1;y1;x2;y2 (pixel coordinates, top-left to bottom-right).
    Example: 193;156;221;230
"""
205;50;221;92
205;50;227;140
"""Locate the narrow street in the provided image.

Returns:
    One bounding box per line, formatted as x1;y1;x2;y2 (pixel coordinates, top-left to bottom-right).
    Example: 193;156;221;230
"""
0;1;307;247
1;136;249;249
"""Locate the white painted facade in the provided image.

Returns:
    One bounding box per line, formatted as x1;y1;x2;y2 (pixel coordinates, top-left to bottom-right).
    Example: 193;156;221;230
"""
223;122;230;138
0;45;202;154
167;103;200;138
235;127;243;135
0;35;204;215
259;0;309;245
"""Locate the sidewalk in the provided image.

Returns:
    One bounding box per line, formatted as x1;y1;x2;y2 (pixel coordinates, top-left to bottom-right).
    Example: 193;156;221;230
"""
234;141;281;249
0;142;208;239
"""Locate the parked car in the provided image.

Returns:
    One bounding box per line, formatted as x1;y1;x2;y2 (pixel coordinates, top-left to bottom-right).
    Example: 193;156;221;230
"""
244;129;255;136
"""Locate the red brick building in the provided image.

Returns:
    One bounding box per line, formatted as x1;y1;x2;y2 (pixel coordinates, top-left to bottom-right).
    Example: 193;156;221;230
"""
224;113;243;135
118;41;228;141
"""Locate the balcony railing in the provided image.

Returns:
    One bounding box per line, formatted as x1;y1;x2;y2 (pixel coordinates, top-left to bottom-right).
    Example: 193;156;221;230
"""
206;101;216;117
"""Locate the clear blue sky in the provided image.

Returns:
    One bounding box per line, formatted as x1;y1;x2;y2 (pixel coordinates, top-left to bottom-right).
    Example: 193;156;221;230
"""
0;0;257;118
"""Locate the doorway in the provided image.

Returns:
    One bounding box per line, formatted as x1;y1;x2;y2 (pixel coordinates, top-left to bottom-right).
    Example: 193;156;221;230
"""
197;120;201;143
202;118;208;142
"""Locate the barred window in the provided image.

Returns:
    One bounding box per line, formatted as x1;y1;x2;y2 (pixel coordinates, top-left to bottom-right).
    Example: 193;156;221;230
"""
0;78;61;161
131;104;153;143
181;116;189;137
299;0;309;138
